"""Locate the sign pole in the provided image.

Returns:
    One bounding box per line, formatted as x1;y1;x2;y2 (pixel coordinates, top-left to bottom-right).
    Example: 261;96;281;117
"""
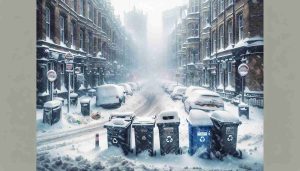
242;76;244;102
68;72;71;113
50;82;53;101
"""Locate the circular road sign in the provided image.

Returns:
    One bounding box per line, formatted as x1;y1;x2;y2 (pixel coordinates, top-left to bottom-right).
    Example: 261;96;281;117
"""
238;63;249;77
47;70;57;82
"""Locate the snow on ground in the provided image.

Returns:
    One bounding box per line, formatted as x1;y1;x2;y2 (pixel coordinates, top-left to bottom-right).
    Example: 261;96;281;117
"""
37;81;263;171
36;89;146;136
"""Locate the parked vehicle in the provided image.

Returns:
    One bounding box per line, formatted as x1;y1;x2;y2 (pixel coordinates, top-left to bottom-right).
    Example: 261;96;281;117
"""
182;86;207;102
119;83;133;96
184;90;224;113
171;86;187;100
128;82;138;91
231;94;242;105
96;84;125;108
166;84;181;94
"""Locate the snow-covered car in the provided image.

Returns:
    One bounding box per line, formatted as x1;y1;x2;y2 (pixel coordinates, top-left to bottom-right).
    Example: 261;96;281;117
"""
182;86;207;102
96;84;125;108
170;86;187;100
184;90;224;113
119;83;133;96
127;82;138;91
166;84;181;94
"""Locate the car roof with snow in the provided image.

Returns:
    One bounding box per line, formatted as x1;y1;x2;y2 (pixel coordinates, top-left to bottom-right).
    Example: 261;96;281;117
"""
44;100;62;108
191;90;220;97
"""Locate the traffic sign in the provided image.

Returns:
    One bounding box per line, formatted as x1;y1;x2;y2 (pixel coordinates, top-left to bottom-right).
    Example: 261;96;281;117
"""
238;63;249;77
66;63;74;72
47;70;57;82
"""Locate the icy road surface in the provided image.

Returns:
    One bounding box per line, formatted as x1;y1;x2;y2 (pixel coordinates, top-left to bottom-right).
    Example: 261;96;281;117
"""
36;83;263;171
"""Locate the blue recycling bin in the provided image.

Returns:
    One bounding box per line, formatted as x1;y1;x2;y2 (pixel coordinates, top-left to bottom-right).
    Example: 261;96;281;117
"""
187;110;213;158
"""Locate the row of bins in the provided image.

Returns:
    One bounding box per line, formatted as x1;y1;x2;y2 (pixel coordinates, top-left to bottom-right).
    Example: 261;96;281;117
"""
104;110;242;160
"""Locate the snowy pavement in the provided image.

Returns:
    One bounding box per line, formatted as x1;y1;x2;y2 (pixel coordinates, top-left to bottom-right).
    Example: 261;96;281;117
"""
36;83;263;171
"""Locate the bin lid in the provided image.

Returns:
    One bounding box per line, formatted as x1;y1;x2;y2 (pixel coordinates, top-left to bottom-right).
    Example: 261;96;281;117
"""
109;112;135;121
187;109;213;126
54;97;64;101
88;89;96;92
43;100;61;108
238;102;249;107
156;110;180;124
132;117;155;126
104;118;131;128
70;93;78;97
210;110;241;123
80;97;91;103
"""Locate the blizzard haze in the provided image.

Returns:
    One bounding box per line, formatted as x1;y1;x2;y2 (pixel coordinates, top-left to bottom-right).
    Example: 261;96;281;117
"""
111;0;188;80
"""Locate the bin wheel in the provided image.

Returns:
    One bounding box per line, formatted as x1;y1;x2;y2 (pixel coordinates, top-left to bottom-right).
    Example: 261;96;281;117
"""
199;151;211;160
214;151;223;161
150;150;156;156
233;150;243;159
160;151;165;156
176;148;182;155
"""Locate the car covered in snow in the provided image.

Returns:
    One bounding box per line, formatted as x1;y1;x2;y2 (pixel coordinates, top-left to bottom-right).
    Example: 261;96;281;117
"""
182;86;207;102
119;83;133;96
96;84;125;108
170;86;187;100
231;94;242;105
166;83;182;94
184;90;224;113
127;82;138;91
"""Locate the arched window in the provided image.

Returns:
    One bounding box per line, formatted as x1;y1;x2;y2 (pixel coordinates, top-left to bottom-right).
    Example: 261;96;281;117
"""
59;16;65;43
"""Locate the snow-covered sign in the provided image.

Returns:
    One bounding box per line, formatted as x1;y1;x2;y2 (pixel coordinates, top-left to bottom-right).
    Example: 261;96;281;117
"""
238;63;249;77
47;70;57;82
66;63;74;72
64;52;74;64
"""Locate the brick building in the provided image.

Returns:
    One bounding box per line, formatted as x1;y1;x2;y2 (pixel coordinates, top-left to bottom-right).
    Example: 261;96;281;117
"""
36;0;133;108
166;0;264;107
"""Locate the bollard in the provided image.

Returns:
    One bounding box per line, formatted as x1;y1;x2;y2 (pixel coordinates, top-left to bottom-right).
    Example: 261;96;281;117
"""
95;134;99;148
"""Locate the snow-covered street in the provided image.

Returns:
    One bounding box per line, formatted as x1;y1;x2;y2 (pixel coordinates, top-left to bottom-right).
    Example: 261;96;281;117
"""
36;82;263;171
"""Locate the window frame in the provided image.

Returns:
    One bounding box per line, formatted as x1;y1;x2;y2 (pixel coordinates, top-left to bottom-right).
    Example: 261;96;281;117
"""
227;20;233;45
79;29;84;49
219;0;224;13
59;15;65;43
45;7;51;38
212;1;217;20
219;25;224;49
238;13;244;41
80;0;84;16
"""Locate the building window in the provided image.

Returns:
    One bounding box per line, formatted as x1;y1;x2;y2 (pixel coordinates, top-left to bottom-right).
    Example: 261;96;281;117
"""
98;13;101;27
59;16;65;43
219;0;224;13
94;8;97;23
212;1;217;20
205;39;209;57
45;7;50;38
71;22;76;47
88;32;93;54
238;13;244;41
88;1;93;20
219;64;223;87
227;20;233;45
70;0;77;11
212;31;216;53
80;0;84;16
79;29;84;49
227;62;232;86
219;25;224;49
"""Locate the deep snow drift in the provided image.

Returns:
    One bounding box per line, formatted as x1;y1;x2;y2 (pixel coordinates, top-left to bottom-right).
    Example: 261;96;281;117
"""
36;82;263;171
